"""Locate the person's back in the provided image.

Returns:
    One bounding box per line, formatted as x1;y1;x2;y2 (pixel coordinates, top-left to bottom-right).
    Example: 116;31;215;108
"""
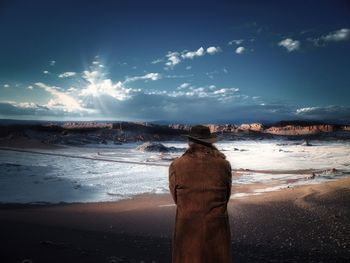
169;125;232;263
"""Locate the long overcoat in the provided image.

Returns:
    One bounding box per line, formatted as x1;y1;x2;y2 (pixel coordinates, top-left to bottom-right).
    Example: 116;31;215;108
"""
169;142;232;263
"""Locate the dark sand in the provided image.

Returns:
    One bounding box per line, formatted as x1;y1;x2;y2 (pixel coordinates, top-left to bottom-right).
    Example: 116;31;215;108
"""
1;178;350;263
0;137;64;150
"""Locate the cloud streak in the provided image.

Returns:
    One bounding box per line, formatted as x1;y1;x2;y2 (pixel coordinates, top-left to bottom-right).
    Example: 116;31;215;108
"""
321;28;350;42
35;82;88;112
308;28;350;47
124;73;161;83
295;105;350;121
58;72;77;78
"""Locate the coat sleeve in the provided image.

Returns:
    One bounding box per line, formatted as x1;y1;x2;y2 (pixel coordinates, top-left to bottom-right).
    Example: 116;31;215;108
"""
226;161;232;202
169;162;177;204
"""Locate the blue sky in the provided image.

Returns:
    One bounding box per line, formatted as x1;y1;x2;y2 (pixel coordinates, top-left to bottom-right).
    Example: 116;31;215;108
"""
0;0;350;123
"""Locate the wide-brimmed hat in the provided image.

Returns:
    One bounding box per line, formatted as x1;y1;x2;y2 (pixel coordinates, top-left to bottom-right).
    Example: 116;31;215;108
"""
182;125;220;144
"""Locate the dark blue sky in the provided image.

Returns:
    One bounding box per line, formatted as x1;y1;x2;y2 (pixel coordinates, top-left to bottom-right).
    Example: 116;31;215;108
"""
0;0;350;123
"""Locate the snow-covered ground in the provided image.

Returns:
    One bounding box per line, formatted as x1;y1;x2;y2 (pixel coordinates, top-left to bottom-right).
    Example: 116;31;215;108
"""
0;139;349;203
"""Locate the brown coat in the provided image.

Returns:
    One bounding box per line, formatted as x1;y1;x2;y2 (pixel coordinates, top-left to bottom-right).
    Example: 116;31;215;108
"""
169;142;232;263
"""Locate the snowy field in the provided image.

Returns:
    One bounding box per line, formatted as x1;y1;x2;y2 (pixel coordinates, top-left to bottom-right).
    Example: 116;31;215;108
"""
0;139;349;203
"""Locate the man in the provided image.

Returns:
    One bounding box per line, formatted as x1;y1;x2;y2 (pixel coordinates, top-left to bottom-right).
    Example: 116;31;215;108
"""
169;125;232;263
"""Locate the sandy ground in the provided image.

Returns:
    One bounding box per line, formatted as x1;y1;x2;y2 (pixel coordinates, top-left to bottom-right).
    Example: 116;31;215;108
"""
0;178;349;263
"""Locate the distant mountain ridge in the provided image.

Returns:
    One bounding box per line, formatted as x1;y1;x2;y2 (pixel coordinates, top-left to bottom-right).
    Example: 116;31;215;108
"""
0;119;349;147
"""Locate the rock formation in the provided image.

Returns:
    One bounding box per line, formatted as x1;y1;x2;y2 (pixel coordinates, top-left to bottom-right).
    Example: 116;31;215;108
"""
136;142;185;152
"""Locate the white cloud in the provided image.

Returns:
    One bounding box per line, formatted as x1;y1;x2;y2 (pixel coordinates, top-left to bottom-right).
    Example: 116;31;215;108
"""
143;73;161;81
177;83;191;89
83;70;101;82
17;102;41;109
186;66;192;70
163;46;221;69
206;46;221;55
3;84;9;88
278;38;300;52
145;84;238;100
166;85;240;100
322;28;350;42
89;59;104;67
213;88;239;94
151;58;163;64
27;85;33;90
35;82;86;112
295;107;319;114
228;39;244;45
1;100;51;112
165;52;181;68
67;87;78;92
81;80;131;101
164;74;194;79
309;28;350;47
80;69;139;101
182;47;205;59
58;72;77;78
43;70;49;74
235;46;246;54
50;60;56;66
124;73;161;83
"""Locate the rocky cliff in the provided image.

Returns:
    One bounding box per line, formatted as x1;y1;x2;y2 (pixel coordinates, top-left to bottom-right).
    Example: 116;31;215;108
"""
169;121;349;136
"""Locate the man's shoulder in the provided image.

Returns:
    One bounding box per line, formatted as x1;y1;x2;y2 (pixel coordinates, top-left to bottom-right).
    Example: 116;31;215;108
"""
170;153;190;168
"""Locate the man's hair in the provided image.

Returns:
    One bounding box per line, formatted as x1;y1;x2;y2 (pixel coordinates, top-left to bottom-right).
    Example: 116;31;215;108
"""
187;138;226;159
